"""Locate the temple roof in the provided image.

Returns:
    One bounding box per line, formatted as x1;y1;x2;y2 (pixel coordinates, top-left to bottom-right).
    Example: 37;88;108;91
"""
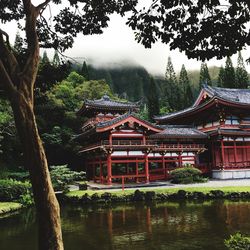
155;85;250;123
77;94;140;116
198;85;250;105
96;112;162;132
149;125;207;139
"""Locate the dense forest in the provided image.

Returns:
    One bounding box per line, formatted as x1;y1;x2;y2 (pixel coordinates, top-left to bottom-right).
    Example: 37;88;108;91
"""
0;46;249;170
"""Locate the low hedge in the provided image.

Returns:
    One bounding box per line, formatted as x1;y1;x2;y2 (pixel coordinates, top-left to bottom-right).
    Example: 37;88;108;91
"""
170;167;207;184
0;179;31;202
225;233;250;250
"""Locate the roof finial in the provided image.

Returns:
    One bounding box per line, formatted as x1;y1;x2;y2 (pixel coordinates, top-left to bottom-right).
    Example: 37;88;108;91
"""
102;93;110;101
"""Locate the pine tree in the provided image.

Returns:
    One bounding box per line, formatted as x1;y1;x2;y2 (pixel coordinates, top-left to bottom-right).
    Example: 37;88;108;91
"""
199;62;212;88
217;66;225;87
52;51;60;67
41;51;50;64
14;32;24;54
179;64;193;108
164;56;179;110
81;61;90;80
235;51;249;89
224;56;236;88
147;77;160;121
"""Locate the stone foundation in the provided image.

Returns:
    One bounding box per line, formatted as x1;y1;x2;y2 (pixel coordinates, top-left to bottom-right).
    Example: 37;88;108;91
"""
212;169;250;179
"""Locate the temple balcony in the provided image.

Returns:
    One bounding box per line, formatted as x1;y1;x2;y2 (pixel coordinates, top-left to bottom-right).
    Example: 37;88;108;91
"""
79;139;206;153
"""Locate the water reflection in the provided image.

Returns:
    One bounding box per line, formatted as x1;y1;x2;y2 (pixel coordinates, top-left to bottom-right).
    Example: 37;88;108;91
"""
0;201;250;250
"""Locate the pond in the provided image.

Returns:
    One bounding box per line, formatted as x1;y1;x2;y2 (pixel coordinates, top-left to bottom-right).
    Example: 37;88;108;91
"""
0;200;250;250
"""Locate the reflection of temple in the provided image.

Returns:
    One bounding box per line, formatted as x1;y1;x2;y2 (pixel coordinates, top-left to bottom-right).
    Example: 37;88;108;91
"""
76;85;250;183
76;95;207;184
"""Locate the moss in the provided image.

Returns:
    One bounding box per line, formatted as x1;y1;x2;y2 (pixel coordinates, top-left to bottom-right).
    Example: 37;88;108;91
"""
0;202;22;215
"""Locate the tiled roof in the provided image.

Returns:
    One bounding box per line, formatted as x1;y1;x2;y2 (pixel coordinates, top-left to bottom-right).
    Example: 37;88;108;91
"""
96;112;132;128
155;85;250;121
149;125;207;139
96;112;161;130
204;85;250;104
84;95;139;109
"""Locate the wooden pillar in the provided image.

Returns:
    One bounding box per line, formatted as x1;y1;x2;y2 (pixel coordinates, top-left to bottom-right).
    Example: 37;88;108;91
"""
142;134;146;145
136;161;139;183
107;153;112;185
178;153;182;168
145;153;149;183
221;139;225;168
109;133;112;145
233;140;238;164
161;154;165;178
99;159;103;184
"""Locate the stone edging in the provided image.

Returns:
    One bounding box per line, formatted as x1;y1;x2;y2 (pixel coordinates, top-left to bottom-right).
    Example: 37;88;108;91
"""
59;190;250;204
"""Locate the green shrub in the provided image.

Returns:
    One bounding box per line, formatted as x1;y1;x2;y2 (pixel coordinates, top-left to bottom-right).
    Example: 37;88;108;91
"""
50;165;86;192
0;179;31;202
19;192;34;207
225;233;250;250
170;167;207;184
7;171;30;182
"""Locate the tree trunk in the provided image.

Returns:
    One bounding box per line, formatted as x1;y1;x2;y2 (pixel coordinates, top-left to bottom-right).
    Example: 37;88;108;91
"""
10;89;64;250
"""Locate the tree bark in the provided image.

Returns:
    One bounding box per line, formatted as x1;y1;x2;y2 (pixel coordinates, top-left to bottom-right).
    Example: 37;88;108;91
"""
10;89;64;250
0;1;64;249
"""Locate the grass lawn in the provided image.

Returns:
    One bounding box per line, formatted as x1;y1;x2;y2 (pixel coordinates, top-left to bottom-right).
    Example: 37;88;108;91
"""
67;186;250;198
0;202;22;215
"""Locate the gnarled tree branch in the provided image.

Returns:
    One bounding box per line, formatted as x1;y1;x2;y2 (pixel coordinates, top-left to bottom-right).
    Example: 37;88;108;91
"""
36;0;51;12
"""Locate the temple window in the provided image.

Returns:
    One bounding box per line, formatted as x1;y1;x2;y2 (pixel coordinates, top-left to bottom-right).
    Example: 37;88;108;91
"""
225;116;239;125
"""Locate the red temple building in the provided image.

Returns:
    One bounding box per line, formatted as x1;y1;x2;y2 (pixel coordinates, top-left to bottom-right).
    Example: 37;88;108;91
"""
155;85;250;179
76;94;207;184
76;85;250;184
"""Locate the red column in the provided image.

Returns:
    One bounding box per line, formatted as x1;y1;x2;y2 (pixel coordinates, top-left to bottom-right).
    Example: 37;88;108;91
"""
99;159;103;184
109;133;112;145
145;153;149;183
221;139;225;169
161;154;165;178
107;153;112;185
136;161;139;183
233;140;238;164
178;153;182;168
142;134;146;145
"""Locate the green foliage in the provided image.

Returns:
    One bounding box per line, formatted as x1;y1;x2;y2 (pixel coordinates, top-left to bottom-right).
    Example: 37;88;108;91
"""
217;66;225;87
179;64;194;108
224;57;236;88
81;61;90;80
0;179;31;202
6;171;29;182
164;57;181;110
199;62;212;88
19;192;34;207
235;51;249;89
170;167;207;184
50;165;86;192
147;77;160;121
225;233;250;250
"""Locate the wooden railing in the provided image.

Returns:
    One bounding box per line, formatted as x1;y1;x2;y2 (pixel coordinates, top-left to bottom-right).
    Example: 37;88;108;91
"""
80;140;205;152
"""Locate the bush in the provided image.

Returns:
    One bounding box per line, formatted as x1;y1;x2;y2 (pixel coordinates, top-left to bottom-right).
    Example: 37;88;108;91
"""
0;179;31;202
7;171;30;182
50;165;86;192
225;233;250;250
170;167;207;184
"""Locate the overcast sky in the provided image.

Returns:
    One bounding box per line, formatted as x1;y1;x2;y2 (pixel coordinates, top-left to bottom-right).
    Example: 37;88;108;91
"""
4;1;250;76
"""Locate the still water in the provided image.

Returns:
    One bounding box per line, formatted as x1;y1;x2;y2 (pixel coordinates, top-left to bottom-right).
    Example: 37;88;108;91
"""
0;201;250;250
